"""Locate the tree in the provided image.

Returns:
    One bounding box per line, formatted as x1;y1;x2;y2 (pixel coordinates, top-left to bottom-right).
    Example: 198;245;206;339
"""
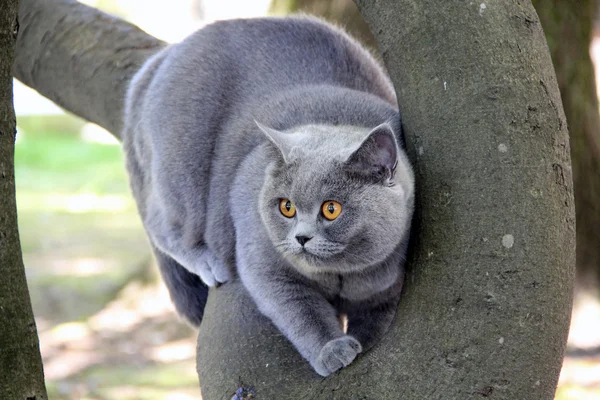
0;0;48;398
14;0;575;399
532;0;600;291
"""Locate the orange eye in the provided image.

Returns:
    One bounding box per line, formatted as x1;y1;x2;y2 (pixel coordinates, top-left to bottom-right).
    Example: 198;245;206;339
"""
322;201;342;220
279;199;296;218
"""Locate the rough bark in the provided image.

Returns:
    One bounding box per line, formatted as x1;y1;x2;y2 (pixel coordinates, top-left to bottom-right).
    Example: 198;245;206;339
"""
13;0;576;399
532;0;600;289
0;0;48;398
197;1;575;398
13;0;165;137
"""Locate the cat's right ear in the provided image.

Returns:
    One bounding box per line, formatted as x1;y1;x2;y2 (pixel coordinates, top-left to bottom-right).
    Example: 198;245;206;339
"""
344;123;399;184
254;120;292;163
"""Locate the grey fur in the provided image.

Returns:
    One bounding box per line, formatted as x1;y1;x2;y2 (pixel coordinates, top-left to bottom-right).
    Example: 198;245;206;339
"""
123;15;414;376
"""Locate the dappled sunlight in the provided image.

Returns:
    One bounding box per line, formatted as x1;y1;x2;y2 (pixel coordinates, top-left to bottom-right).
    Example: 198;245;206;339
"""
557;379;600;400
164;392;202;400
150;339;197;363
35;279;199;399
568;291;600;349
560;359;600;388
24;253;148;282
43;257;112;276
39;324;100;380
591;35;600;108
89;282;177;332
558;287;600;399
34;316;52;334
44;350;103;381
101;385;201;400
47;322;91;343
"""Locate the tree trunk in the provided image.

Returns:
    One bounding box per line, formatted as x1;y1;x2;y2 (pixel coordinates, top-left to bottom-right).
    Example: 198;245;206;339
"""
0;0;48;398
532;0;600;290
197;1;575;398
13;0;576;399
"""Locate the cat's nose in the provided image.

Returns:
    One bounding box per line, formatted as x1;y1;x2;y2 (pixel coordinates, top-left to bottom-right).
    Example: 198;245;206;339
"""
295;235;313;246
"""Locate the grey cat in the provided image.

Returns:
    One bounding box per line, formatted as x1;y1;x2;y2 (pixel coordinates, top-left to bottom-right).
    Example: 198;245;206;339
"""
123;15;415;376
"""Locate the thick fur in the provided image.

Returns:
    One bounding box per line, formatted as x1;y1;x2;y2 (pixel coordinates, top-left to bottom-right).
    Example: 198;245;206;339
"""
123;15;414;376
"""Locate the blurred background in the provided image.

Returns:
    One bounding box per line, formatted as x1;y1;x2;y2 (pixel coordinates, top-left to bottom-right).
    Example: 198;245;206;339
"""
13;0;600;399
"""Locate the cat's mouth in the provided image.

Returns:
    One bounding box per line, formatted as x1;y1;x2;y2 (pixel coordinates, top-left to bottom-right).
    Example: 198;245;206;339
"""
298;247;329;261
275;238;347;271
280;239;346;263
303;245;344;258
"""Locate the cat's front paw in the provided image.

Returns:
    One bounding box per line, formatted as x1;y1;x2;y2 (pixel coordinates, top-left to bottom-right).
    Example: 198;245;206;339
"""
313;335;362;377
190;248;232;287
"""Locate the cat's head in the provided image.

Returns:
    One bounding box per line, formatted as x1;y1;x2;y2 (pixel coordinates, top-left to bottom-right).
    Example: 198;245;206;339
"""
257;121;414;275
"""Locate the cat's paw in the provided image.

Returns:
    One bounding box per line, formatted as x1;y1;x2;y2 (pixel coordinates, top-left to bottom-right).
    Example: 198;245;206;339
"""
313;335;362;377
190;248;232;287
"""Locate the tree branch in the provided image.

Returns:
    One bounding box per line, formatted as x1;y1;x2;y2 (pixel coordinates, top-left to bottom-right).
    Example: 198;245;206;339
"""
13;0;165;136
14;0;576;398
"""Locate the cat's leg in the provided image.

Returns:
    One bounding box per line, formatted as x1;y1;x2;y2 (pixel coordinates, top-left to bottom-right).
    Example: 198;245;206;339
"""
147;216;232;287
187;245;232;285
346;300;398;351
240;269;361;376
153;236;232;287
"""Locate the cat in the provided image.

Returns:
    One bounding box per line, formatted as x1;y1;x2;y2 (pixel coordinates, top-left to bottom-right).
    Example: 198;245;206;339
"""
122;15;415;376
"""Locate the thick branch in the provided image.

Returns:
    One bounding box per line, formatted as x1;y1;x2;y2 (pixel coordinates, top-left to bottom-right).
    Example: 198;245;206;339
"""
14;0;165;136
198;1;575;398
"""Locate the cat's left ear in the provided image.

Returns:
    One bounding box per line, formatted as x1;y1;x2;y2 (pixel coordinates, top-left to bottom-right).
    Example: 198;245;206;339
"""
254;120;293;163
345;123;399;183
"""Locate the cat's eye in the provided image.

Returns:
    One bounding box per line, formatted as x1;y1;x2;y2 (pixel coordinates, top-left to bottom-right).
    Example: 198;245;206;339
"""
279;199;296;218
322;201;342;220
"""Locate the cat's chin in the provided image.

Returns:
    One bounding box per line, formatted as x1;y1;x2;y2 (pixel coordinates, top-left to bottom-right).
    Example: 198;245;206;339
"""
284;251;370;276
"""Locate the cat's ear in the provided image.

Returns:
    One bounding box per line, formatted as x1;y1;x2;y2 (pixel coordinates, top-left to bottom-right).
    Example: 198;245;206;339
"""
254;120;293;163
345;123;399;183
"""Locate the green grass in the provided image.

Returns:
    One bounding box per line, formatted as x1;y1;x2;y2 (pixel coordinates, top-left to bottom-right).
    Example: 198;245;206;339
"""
44;359;199;400
15;130;129;195
14;127;150;324
82;362;199;389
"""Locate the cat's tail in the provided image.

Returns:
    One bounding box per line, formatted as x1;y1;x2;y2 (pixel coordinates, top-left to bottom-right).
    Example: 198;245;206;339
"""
151;245;208;327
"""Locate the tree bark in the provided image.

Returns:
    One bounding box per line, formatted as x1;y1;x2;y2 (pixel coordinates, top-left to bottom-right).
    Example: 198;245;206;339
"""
0;0;48;398
13;0;165;137
13;0;576;399
532;0;600;290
